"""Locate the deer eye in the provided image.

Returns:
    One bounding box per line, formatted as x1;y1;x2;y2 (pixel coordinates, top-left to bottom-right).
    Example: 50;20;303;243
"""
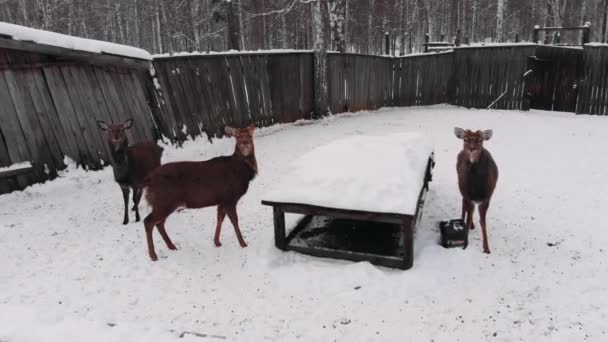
463;138;469;142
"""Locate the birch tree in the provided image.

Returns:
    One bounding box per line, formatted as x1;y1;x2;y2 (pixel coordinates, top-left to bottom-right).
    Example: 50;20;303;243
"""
312;0;330;117
496;0;506;42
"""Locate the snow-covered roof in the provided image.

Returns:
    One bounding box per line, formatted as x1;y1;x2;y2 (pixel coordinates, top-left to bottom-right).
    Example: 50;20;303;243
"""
0;22;151;61
264;132;433;216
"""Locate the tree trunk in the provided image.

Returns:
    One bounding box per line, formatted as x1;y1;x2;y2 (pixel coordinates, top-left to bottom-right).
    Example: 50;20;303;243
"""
472;0;479;42
496;0;506;42
313;0;329;118
330;0;346;52
399;0;406;55
367;0;375;54
239;0;246;49
134;0;141;47
602;0;608;43
155;0;164;53
226;0;241;50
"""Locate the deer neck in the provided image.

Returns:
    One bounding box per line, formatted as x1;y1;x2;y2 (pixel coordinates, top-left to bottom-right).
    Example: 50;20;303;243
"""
233;152;258;180
110;142;129;166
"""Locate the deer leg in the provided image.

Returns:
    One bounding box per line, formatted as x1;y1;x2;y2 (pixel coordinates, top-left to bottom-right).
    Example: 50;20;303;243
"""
214;205;227;247
226;205;248;248
156;219;177;250
462;198;475;230
465;200;474;231
132;187;142;222
479;201;491;254
143;213;158;261
120;185;130;225
461;198;466;221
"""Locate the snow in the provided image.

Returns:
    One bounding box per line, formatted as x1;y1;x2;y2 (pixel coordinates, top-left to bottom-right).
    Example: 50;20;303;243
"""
153;49;313;59
264;133;433;215
1;105;608;341
455;42;537;49
0;22;152;60
0;161;32;173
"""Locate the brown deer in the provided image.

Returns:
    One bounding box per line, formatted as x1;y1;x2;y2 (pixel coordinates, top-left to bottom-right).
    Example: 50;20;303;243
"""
142;125;258;261
454;127;498;254
97;119;163;225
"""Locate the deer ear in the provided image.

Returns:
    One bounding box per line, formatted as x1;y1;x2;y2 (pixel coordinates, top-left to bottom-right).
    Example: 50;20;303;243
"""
482;129;493;140
97;120;109;131
123;118;133;130
454;127;465;139
224;126;236;137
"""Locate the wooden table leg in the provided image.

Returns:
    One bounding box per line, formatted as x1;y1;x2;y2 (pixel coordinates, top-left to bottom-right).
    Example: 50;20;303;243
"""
273;207;287;250
402;217;414;270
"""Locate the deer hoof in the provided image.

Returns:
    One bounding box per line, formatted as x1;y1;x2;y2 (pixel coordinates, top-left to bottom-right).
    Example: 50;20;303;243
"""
168;244;177;251
149;253;158;261
239;241;248;248
483;248;491;254
214;240;222;247
122;219;129;225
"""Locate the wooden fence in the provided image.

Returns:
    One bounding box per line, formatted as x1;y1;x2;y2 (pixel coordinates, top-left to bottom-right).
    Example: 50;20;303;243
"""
0;39;156;194
577;45;608;115
4;41;608;194
153;46;536;142
152;52;313;142
451;45;537;110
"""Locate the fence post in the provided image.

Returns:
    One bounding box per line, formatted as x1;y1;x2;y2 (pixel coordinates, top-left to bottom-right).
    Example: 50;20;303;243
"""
515;32;520;43
583;22;591;45
533;25;539;44
424;33;430;52
455;29;461;47
385;31;390;55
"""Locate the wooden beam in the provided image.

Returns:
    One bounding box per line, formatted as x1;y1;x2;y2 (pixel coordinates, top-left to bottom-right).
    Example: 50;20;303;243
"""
0;166;34;179
261;201;409;224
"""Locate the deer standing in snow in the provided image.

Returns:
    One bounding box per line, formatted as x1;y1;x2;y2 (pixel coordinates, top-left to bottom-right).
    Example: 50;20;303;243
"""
97;119;163;225
454;128;498;254
142;125;258;261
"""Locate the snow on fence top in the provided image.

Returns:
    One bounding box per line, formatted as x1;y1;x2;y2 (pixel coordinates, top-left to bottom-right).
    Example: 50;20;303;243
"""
153;49;314;59
264;132;433;216
0;161;32;173
0;22;152;61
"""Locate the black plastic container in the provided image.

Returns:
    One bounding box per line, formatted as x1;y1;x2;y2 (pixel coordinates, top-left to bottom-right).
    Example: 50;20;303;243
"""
439;219;468;249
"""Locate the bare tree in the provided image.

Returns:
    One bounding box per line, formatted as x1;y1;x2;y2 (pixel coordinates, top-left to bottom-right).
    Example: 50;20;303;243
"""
312;0;330;117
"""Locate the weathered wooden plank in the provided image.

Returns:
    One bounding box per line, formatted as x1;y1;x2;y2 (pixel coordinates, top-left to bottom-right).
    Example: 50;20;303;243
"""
23;70;64;174
3;69;55;180
124;70;158;141
69;66;112;163
0;72;30;163
59;65;105;167
31;68;77;162
150;62;179;140
42;66;91;165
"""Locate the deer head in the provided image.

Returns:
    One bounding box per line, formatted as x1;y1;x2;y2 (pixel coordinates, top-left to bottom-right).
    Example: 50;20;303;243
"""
454;127;493;163
97;119;133;152
225;125;257;173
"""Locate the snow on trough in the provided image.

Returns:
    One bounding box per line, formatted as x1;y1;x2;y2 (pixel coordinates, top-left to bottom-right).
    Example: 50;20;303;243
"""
265;132;433;215
0;22;152;60
1;105;608;341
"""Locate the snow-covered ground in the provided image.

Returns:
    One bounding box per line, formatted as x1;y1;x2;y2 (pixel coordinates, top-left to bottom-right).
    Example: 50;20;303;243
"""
1;105;607;341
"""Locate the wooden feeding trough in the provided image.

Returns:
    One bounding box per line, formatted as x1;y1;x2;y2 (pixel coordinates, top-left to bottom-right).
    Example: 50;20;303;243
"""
262;133;435;270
